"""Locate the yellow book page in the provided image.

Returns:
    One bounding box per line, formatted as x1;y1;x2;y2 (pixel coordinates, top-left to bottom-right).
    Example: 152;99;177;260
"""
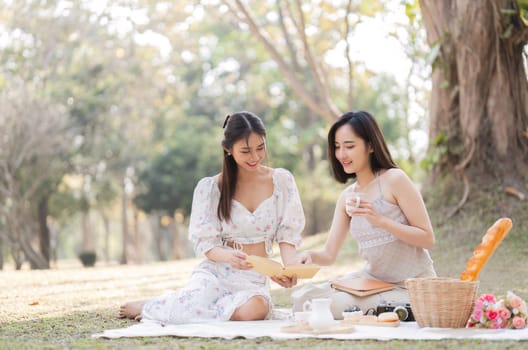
246;255;320;279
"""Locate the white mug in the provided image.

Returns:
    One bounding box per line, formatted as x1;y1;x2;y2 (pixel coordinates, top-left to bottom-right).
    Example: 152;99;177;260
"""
345;192;366;216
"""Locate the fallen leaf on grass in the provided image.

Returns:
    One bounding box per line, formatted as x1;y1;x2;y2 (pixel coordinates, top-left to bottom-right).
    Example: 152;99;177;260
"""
504;186;526;200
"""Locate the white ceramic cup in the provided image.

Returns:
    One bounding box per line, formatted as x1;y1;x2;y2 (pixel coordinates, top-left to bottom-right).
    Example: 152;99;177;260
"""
345;192;366;216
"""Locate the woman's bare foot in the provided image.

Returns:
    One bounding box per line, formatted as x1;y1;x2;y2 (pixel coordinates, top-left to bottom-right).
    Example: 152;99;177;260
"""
118;300;146;321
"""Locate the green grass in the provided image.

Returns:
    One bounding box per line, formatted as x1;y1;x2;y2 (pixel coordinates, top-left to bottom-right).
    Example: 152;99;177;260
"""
1;192;528;349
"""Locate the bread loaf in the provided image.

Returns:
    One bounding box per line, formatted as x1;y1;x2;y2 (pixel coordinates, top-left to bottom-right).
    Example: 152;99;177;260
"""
460;218;513;281
378;312;399;322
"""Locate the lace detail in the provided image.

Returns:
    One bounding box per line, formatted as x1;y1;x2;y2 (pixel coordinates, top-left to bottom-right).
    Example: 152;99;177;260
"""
350;197;405;249
348;176;435;282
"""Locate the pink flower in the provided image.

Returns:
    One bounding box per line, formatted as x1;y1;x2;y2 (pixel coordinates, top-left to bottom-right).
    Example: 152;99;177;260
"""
472;309;483;321
489;321;501;329
512;316;526;329
469;292;527;330
508;294;523;309
486;308;499;321
498;307;511;320
480;294;497;304
474;300;484;310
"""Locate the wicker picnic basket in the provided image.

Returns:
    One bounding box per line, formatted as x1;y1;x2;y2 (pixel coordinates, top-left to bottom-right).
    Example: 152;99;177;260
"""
405;277;479;328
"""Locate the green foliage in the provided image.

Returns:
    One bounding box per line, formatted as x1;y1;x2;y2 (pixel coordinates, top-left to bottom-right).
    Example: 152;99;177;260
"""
358;0;385;17
426;42;441;66
94;180;119;208
520;0;528;25
502;24;514;39
134;117;222;216
350;73;407;145
48;190;81;222
420;132;447;171
404;0;420;24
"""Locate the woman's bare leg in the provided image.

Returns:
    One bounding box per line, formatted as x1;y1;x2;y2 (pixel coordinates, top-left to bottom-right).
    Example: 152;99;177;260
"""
118;300;146;321
230;296;269;321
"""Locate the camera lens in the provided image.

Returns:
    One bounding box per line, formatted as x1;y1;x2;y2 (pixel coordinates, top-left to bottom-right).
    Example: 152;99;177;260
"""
393;306;408;321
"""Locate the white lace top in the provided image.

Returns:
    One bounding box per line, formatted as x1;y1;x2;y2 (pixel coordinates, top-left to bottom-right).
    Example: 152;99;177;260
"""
349;175;435;283
188;168;305;258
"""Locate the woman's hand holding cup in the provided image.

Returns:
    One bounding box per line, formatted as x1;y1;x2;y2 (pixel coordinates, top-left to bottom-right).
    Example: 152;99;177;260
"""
345;192;366;216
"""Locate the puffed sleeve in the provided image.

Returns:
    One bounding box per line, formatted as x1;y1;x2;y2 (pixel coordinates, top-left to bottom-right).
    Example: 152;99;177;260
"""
188;177;223;258
274;168;305;247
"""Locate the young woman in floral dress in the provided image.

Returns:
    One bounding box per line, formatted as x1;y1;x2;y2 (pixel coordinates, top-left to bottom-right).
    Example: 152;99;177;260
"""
119;111;305;324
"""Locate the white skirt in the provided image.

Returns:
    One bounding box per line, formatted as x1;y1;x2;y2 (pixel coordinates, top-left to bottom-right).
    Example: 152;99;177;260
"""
141;260;272;325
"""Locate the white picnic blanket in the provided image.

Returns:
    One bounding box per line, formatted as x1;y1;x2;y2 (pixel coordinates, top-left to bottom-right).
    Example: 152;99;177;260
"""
92;319;528;341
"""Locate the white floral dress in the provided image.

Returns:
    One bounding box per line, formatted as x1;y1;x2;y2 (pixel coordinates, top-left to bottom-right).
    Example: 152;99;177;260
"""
141;168;305;325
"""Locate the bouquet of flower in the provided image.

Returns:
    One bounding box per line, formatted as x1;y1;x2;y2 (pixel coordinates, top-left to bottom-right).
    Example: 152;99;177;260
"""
467;291;527;329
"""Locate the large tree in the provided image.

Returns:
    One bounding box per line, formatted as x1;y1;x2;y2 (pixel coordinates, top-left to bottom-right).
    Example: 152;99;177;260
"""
0;83;70;269
419;0;528;215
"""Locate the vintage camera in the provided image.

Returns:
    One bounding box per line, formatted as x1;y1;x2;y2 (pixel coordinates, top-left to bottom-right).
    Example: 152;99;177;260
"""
376;301;415;322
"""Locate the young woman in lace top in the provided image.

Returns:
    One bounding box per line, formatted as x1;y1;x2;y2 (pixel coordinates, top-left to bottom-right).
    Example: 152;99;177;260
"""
292;110;436;319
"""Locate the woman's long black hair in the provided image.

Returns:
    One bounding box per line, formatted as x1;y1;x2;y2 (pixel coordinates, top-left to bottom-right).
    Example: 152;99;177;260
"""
218;111;266;221
328;111;397;183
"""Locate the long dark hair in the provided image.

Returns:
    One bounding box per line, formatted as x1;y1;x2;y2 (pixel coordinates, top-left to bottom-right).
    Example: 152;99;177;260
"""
328;111;397;183
218;111;266;221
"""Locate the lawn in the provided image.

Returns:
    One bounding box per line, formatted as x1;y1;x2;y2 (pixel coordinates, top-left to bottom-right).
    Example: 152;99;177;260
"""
1;205;528;349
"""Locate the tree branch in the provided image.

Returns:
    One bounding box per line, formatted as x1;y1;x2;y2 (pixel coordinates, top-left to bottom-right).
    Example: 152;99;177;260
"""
292;0;340;117
344;0;355;108
276;1;301;73
225;0;339;122
446;170;470;219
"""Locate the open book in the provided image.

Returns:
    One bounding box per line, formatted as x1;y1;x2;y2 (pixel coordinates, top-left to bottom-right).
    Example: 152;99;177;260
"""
246;255;320;279
331;277;395;297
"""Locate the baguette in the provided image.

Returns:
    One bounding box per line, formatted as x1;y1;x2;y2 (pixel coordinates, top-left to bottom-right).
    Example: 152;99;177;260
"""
460;218;513;281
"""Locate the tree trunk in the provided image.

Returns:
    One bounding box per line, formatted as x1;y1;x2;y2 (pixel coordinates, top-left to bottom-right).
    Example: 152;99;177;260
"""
6;204;48;269
150;213;166;261
81;210;93;252
37;196;50;269
12;248;23;270
100;211;110;262
170;217;183;260
420;0;528;210
306;145;320;235
0;234;3;270
133;207;143;263
120;177;129;264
